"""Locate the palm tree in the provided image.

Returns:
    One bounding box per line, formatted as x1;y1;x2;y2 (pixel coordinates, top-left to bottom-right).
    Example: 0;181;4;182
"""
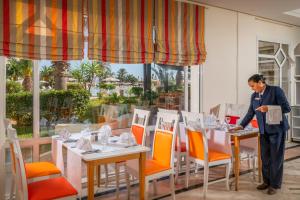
71;61;110;93
6;58;23;81
151;64;169;92
21;60;33;92
125;74;138;84
52;61;70;90
116;68;128;82
6;58;33;91
40;65;55;87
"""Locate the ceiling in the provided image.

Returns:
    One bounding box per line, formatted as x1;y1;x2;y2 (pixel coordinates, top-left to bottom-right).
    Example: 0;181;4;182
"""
193;0;300;26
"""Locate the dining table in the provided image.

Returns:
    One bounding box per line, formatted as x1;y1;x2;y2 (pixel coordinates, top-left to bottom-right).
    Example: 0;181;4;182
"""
52;132;150;200
228;129;262;191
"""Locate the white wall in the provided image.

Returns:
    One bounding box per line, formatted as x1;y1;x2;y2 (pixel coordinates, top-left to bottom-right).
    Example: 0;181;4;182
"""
192;6;300;114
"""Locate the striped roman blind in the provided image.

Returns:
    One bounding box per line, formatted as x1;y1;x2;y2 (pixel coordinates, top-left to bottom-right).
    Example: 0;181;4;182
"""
154;0;206;66
0;0;83;60
88;0;154;63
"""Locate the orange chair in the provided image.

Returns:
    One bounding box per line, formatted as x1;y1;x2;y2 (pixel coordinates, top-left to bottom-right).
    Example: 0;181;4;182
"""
8;126;78;200
125;112;179;200
114;109;150;199
182;112;231;199
158;108;185;182
6;121;61;199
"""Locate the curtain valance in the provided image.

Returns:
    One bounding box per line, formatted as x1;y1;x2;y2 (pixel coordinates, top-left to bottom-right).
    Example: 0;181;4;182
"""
154;0;206;66
0;0;83;60
88;0;154;64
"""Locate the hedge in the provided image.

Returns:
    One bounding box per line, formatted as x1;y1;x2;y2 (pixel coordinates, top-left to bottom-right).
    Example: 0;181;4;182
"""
6;89;90;127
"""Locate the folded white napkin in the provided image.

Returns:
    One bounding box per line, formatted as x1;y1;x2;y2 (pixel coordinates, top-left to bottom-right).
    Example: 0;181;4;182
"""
98;125;112;144
59;128;71;140
120;132;137;145
266;105;282;125
75;137;93;151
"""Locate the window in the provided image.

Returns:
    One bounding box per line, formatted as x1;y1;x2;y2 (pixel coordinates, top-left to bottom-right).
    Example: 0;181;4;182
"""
258;40;291;101
6;58;33;138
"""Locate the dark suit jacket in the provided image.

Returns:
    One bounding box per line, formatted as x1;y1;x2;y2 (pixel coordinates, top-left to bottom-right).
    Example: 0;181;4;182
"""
240;85;291;134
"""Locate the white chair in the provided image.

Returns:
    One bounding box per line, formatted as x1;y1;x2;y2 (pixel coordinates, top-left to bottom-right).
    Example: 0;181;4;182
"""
157;108;185;182
115;109;150;199
125;112;179;200
8;126;78;200
209;104;221;118
225;104;259;179
182;111;231;199
6;120;62;200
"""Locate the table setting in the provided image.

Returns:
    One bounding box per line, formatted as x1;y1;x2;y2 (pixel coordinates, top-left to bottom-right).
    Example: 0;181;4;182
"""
51;124;149;197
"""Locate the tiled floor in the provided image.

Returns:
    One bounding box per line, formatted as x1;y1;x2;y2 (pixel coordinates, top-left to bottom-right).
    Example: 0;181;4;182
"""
4;142;300;200
92;143;300;200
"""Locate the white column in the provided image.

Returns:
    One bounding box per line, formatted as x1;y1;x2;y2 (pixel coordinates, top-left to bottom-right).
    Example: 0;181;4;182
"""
0;56;7;200
190;65;201;112
33;60;40;162
184;66;189;111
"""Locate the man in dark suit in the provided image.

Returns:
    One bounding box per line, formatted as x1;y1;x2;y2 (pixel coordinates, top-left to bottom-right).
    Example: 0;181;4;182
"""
234;74;291;195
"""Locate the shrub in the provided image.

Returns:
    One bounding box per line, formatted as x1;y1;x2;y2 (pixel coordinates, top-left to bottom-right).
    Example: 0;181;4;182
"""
130;87;143;97
67;82;84;90
6;81;23;93
6;89;90;127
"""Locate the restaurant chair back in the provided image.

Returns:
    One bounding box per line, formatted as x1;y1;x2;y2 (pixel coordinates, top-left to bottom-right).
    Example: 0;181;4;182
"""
131;109;150;145
125;111;179;200
114;108;150;198
158;109;185;182
182;111;232;199
209;104;221;118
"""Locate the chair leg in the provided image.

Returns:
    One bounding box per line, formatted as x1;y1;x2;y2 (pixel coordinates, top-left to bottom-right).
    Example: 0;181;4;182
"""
195;163;198;173
153;179;158;195
105;164;109;187
115;164;120;199
125;166;131;200
185;157;190;188
252;156;256;181
170;174;176;200
10;177;15;200
203;164;209;199
225;162;231;191
96;165;101;187
145;180;149;200
175;151;180;183
247;154;251;170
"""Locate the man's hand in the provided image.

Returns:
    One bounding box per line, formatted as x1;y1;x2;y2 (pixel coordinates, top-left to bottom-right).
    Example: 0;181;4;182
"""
229;125;244;132
256;105;268;112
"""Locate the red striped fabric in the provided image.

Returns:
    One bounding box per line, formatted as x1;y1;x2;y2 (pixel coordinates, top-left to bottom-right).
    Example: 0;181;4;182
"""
155;0;206;66
88;0;154;64
0;0;83;60
141;0;145;63
101;0;107;62
2;0;10;56
62;0;68;60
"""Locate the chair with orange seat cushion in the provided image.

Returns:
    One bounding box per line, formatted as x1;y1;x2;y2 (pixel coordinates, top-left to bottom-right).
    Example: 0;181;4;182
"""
6;121;61;199
158;108;185;183
4;119;61;199
9;126;78;200
182;111;232;199
114;108;150;199
125;111;179;200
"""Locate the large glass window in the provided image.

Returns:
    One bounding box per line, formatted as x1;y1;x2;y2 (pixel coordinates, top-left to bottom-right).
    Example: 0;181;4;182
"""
151;64;185;111
6;58;33;138
258;40;291;101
